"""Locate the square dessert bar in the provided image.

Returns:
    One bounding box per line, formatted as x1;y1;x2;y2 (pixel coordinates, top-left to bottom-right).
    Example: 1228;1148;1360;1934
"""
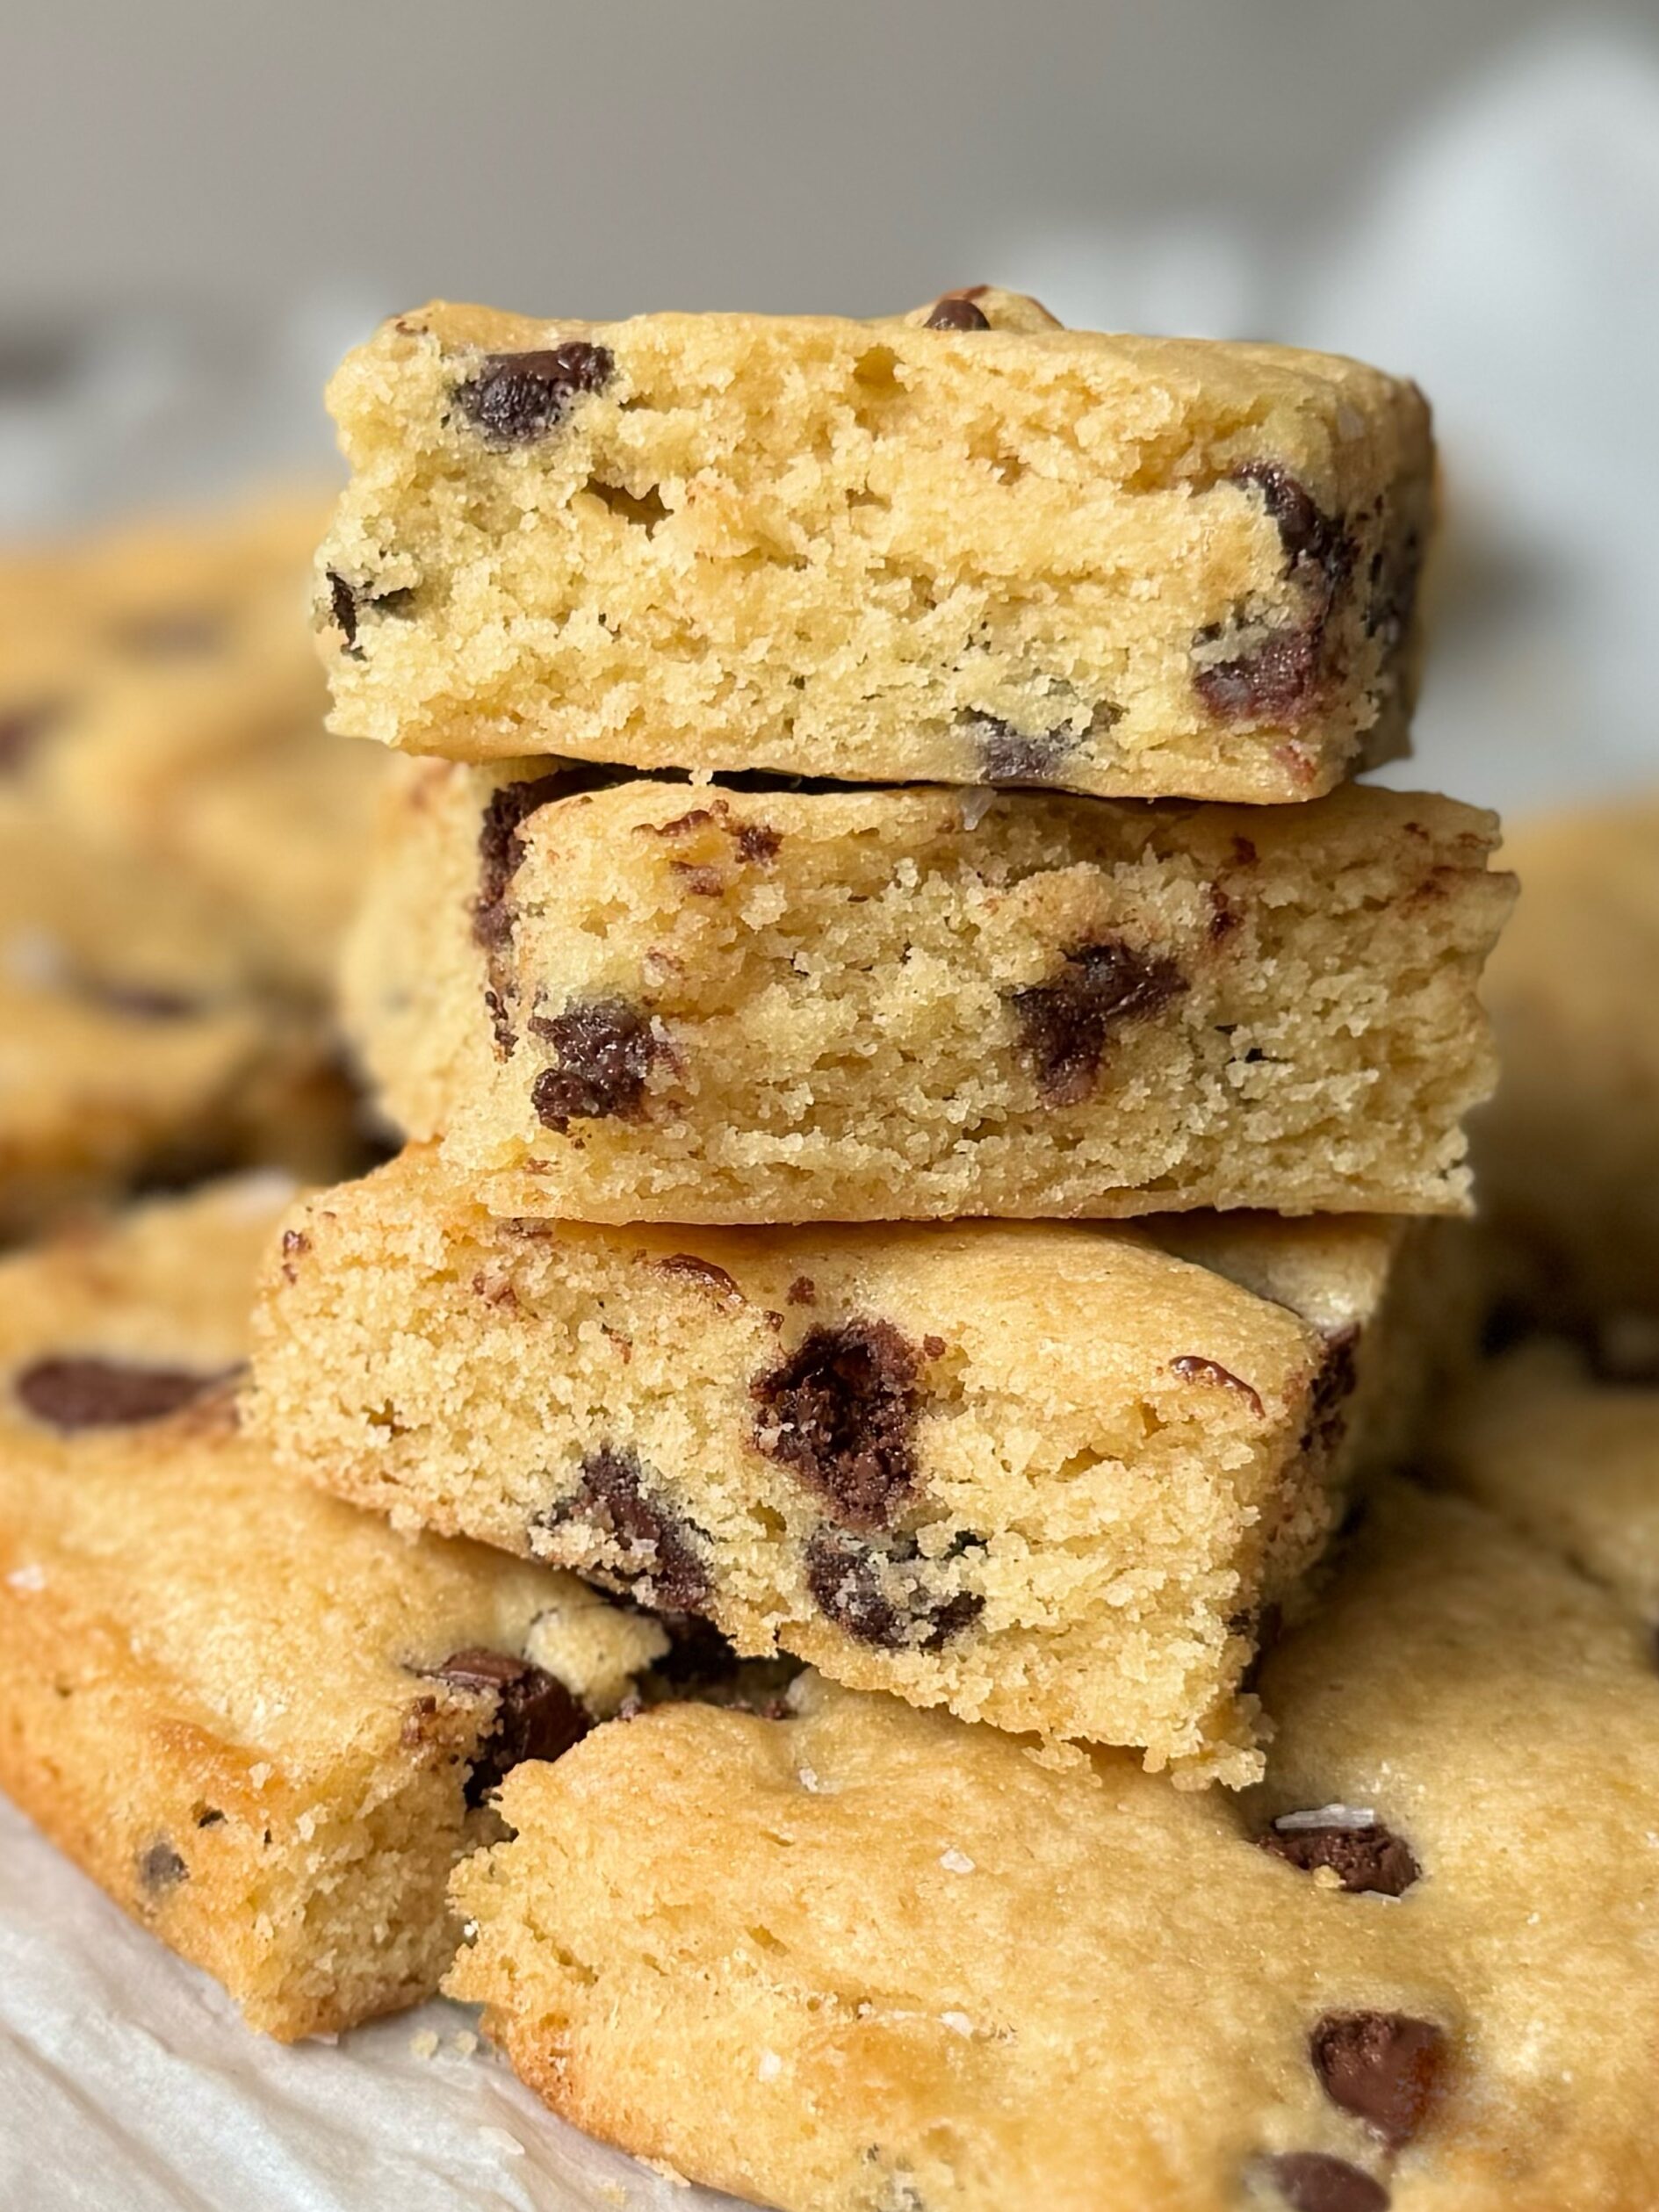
318;288;1432;803
249;1148;1420;1783
0;1177;668;2038
343;764;1513;1225
447;1481;1659;2212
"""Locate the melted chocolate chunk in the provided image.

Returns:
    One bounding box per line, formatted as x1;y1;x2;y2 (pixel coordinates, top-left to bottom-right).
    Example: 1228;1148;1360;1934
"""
926;293;992;332
1257;1819;1420;1898
786;1275;818;1308
1008;937;1186;1106
541;1445;711;1612
753;1320;923;1530
1193;622;1324;724
967;714;1082;784
419;1646;592;1806
138;1840;188;1891
15;1356;236;1431
1168;1355;1265;1419
1230;463;1352;594
658;1253;743;1302
804;1528;984;1651
1195;465;1354;726
1251;2152;1388;2212
735;820;782;864
455;342;615;445
1305;1324;1361;1457
325;571;415;659
1311;2012;1444;2148
530;998;661;1131
474;775;570;951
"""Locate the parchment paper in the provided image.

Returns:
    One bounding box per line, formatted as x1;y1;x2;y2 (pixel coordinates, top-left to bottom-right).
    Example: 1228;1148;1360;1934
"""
0;1797;734;2211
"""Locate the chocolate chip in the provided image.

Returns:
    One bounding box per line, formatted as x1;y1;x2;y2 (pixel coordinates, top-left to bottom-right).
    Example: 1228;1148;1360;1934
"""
325;571;415;659
804;1528;984;1651
0;701;64;772
786;1276;818;1308
1193;622;1324;724
138;1840;187;1891
735;820;782;864
753;1321;923;1530
1008;938;1186;1106
455;342;615;445
474;774;568;956
659;1254;743;1303
965;713;1081;785
1251;2152;1388;2212
1194;466;1353;728
280;1228;309;1285
1305;1324;1361;1457
194;1808;226;1828
1257;1820;1420;1898
1231;463;1352;593
539;1445;711;1612
926;293;992;332
15;1356;237;1431
1168;1355;1265;1418
418;1647;593;1806
530;998;662;1131
1311;2013;1445;2147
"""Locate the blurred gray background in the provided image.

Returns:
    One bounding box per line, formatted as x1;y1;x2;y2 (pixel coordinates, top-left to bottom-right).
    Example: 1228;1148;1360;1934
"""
4;0;1658;810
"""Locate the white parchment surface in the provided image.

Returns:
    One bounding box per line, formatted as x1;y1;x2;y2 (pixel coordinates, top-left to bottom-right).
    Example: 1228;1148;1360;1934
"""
0;1797;735;2211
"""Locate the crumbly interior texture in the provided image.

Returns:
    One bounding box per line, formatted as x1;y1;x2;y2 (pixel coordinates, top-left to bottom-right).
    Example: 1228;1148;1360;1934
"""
319;289;1432;802
249;1148;1410;1783
345;764;1511;1223
450;1480;1659;2212
0;797;356;1241
0;1178;665;2039
1472;798;1659;1331
1432;1339;1659;1623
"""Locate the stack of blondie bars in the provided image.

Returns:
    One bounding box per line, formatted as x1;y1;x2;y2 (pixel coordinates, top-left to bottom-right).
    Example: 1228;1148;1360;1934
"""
6;292;1657;2211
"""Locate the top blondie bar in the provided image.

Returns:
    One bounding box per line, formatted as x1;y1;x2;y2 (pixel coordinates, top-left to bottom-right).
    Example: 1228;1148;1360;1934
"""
318;288;1432;801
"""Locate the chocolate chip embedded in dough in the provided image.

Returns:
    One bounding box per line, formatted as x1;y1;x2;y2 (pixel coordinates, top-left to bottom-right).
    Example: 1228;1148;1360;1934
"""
1249;2152;1389;2212
658;1254;744;1304
752;1320;924;1530
1256;1819;1420;1898
1310;2012;1446;2147
926;293;992;332
454;342;615;445
419;1647;593;1805
804;1527;984;1651
965;713;1082;785
530;998;663;1131
138;1839;188;1891
324;570;415;658
734;820;782;864
15;1356;238;1431
1008;937;1187;1106
1168;1355;1265;1419
538;1445;712;1613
